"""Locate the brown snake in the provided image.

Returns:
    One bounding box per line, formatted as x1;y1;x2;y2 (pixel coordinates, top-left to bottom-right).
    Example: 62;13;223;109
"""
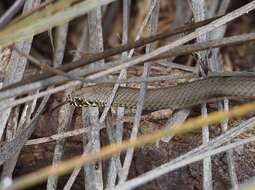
67;74;255;110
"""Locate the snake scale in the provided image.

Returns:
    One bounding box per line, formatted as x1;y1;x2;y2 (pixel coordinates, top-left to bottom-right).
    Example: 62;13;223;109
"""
67;74;255;110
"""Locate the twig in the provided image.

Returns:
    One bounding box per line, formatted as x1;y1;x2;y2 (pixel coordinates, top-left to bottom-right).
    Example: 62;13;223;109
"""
172;0;190;27
0;0;25;28
13;47;82;82
58;14;221;74
105;1;130;187
206;0;239;188
62;16;89;189
0;94;50;165
157;60;196;72
25;127;90;145
85;1;255;80
3;102;255;190
0;107;19;179
46;23;70;190
119;0;160;183
63;167;82;190
105;116;123;188
0;33;255;103
12;0;56;24
219;99;239;189
0;0;119;48
82;7;104;190
111;116;255;190
161;109;190;142
52;24;68;67
6;15;223;87
191;0;212;189
112;126;255;190
14;28;255;86
1;89;39;178
0;0;41;145
82;107;103;190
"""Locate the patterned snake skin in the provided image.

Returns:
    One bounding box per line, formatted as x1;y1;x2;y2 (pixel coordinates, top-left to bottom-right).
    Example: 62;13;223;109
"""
67;75;255;110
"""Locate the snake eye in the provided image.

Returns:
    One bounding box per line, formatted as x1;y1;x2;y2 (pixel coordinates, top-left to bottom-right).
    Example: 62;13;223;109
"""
66;95;72;102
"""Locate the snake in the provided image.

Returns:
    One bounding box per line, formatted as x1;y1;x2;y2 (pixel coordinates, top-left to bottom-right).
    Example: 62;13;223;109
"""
66;74;255;111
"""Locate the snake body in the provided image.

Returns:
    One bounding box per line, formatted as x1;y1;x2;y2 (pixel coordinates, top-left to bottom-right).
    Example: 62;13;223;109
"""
67;74;255;110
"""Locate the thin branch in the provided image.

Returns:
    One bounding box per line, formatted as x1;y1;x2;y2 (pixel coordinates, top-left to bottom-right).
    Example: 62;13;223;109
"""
219;99;239;189
160;109;190;142
119;0;160;183
52;24;69;67
0;0;118;48
111;116;255;190
106;1;130;186
0;107;19;179
205;0;239;188
63;167;82;190
0;94;50;165
85;1;255;80
191;1;212;189
2;31;255;103
113;134;255;190
62;16;89;189
82;7;104;190
46;23;70;190
25;127;91;145
4;102;255;190
5;15;223;86
0;0;25;28
13;47;82;82
0;0;41;144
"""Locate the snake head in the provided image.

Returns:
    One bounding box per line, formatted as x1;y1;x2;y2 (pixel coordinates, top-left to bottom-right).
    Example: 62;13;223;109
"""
67;95;100;108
